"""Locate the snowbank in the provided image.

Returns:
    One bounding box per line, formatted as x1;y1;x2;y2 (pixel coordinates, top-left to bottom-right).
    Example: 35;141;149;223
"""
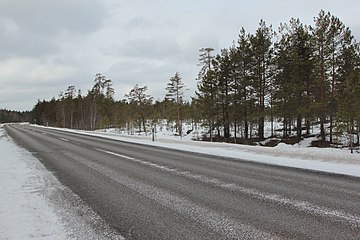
0;126;67;239
0;125;123;239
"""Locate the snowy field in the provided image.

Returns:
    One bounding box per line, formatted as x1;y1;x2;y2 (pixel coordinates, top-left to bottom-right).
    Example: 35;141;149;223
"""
0;124;123;240
1;123;359;239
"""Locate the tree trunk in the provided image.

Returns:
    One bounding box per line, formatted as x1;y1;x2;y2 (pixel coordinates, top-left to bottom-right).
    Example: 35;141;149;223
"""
244;111;249;140
270;90;274;137
283;118;287;138
142;114;146;135
217;126;221;140
223;108;230;141
306;119;311;135
296;115;302;138
320;117;326;142
258;116;265;140
176;96;181;136
320;41;326;142
349;121;354;154
209;119;213;142
249;122;253;139
288;118;292;137
329;115;333;143
234;120;237;144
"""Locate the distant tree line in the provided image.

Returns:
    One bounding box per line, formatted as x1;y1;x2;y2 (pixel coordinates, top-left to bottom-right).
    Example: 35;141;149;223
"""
31;72;195;133
0;109;30;123
24;11;360;145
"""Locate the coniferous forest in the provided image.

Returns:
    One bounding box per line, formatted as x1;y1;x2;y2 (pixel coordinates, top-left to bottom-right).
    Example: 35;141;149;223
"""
8;11;360;146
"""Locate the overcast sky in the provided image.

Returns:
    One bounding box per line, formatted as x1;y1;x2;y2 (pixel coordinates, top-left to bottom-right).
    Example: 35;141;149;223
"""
1;0;359;111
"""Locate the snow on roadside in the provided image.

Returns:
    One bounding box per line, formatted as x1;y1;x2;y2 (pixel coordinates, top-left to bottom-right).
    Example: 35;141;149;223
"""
0;125;67;239
40;125;360;178
0;125;124;240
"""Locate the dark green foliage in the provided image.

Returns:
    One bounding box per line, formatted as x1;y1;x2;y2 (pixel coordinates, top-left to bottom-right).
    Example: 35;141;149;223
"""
0;109;30;123
194;11;359;144
274;18;314;138
166;72;186;135
248;20;274;140
32;73;116;130
125;84;153;133
311;10;347;142
196;47;217;140
194;20;275;142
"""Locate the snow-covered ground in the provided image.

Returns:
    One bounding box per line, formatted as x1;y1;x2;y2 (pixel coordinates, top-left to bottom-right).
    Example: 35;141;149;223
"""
1;123;359;239
0;124;124;240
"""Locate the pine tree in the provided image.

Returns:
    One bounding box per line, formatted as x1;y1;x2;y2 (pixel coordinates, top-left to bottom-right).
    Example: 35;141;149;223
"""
196;47;216;141
274;18;314;138
328;14;345;142
213;49;232;140
337;27;360;150
312;10;348;142
232;28;254;140
64;85;76;128
166;72;186;136
89;73;114;129
249;20;274;140
312;10;332;141
126;84;153;133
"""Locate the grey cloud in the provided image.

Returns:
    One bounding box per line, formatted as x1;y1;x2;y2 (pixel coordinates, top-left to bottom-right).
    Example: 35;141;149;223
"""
119;37;182;60
0;0;106;35
0;0;106;59
0;82;62;111
125;17;154;31
124;16;176;31
0;30;57;59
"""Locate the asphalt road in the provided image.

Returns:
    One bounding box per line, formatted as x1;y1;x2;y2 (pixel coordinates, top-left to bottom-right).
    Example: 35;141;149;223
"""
5;124;360;239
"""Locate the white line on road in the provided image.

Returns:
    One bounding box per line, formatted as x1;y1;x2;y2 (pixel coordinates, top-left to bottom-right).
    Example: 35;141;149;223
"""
96;148;360;228
95;148;135;160
64;150;280;239
59;138;69;142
